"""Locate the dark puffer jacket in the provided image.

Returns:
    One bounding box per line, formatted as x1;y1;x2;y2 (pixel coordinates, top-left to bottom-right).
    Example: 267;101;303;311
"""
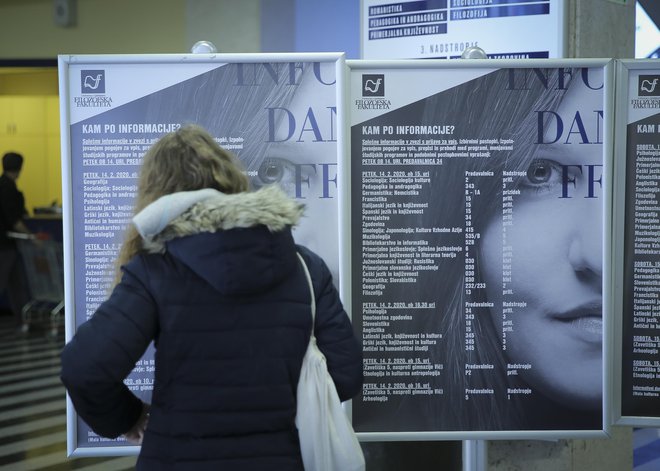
60;186;363;470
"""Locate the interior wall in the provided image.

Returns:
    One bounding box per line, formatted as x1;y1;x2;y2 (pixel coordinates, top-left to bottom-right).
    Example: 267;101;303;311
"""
186;0;260;54
0;69;58;95
0;0;187;58
293;0;360;58
260;0;295;53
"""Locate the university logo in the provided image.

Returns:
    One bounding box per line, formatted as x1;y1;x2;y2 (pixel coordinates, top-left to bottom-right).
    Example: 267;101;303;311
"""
81;70;106;94
639;75;660;96
362;74;385;97
75;70;112;107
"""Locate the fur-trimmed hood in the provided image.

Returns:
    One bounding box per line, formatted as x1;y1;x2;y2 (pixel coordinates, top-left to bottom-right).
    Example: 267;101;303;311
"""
134;185;304;253
133;185;304;295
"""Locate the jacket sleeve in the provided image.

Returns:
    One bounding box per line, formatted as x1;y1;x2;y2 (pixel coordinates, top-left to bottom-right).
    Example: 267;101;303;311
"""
60;256;157;438
0;182;26;229
298;246;363;402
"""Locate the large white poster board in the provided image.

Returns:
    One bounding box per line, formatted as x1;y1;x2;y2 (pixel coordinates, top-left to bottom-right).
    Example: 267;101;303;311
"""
361;0;565;59
59;53;345;456
346;59;613;440
613;59;660;428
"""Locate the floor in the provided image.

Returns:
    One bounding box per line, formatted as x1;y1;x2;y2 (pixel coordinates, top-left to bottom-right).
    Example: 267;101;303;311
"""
0;314;136;470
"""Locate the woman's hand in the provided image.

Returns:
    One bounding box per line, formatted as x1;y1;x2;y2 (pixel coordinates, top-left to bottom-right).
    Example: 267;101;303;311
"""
123;402;150;445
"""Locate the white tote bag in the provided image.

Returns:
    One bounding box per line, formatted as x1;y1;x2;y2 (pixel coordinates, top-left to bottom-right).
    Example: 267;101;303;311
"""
295;253;365;471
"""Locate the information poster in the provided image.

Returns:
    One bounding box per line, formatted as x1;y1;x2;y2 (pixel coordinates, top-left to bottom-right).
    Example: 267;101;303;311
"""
60;54;343;455
348;61;610;438
361;0;564;60
618;61;660;425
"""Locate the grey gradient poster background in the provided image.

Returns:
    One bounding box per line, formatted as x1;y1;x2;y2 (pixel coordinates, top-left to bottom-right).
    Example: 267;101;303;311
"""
65;58;339;452
350;66;606;435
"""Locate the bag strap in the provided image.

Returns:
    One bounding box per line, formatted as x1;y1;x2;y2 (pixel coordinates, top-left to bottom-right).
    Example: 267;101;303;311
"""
296;252;316;326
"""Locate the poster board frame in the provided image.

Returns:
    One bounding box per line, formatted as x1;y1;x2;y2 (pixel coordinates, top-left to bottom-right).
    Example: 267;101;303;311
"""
58;52;347;457
344;58;614;441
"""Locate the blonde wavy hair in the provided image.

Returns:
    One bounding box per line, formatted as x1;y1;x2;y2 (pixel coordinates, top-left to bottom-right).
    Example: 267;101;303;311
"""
113;124;249;284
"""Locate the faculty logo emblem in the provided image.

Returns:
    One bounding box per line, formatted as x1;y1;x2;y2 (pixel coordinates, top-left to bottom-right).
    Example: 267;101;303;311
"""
639;75;660;96
81;70;106;94
362;74;385;97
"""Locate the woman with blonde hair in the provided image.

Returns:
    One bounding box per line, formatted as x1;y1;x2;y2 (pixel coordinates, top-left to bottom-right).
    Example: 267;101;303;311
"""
61;124;363;470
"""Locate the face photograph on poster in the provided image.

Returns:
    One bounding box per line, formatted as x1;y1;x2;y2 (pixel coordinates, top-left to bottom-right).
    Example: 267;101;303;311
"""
140;61;340;279
62;56;341;453
350;65;606;435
